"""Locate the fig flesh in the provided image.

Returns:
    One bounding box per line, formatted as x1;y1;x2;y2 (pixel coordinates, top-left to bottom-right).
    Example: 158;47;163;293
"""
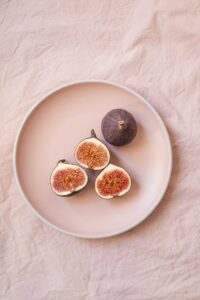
95;164;131;199
101;109;137;146
50;160;88;196
75;130;110;170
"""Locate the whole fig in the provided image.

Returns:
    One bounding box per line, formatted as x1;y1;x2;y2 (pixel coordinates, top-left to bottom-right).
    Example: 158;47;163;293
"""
101;109;137;146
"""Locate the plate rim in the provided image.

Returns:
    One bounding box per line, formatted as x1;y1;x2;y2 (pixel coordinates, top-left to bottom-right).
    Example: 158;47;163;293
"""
13;79;173;239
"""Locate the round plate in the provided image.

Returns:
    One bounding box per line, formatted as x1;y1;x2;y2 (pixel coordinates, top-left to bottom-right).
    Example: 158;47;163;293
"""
14;80;172;238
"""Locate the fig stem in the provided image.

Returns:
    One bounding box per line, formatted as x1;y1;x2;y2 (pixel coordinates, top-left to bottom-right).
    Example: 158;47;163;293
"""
58;159;67;164
91;129;97;138
119;120;125;129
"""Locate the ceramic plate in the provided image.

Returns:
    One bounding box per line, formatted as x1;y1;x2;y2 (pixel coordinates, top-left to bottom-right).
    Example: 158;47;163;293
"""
14;80;172;238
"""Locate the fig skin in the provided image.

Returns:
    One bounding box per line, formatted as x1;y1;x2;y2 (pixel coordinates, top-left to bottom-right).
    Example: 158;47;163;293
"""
101;109;137;146
50;159;88;197
75;129;110;170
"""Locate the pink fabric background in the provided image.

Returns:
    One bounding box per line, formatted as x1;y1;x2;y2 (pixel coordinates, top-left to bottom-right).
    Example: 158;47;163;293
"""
1;0;200;299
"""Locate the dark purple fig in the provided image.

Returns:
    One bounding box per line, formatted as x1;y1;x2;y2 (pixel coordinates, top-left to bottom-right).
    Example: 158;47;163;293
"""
101;109;137;146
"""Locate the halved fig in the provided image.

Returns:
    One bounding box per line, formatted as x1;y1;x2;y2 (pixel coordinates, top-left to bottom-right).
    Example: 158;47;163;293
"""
95;164;131;199
75;130;110;170
50;160;88;196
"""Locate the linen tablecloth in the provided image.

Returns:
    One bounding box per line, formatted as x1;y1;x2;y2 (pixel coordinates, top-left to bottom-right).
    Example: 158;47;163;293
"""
1;1;200;299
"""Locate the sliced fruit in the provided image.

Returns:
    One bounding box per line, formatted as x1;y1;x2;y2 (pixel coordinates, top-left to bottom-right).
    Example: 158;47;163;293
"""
95;164;131;199
101;108;137;146
50;160;88;196
75;129;110;170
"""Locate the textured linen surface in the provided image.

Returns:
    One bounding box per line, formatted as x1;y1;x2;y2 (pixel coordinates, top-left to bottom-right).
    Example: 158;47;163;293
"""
0;1;200;299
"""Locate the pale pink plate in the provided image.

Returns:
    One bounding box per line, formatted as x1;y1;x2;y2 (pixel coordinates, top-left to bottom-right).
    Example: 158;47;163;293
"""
14;80;172;238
